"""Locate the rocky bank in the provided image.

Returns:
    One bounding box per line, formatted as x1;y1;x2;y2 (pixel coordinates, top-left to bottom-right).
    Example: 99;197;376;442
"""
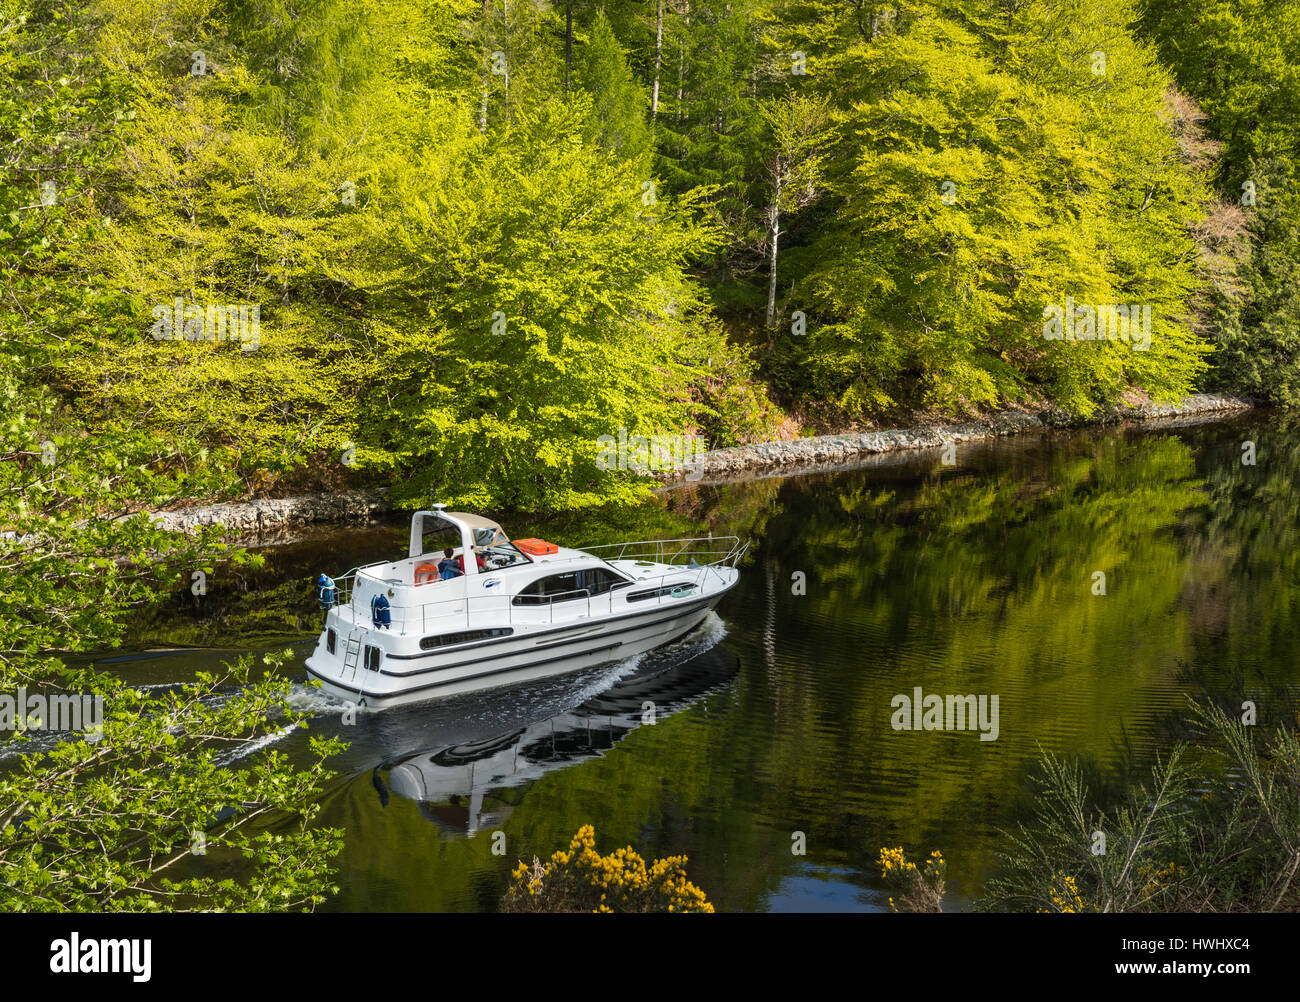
147;393;1253;538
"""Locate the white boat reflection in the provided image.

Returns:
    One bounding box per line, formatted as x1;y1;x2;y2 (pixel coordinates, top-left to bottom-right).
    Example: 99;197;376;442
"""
371;638;738;835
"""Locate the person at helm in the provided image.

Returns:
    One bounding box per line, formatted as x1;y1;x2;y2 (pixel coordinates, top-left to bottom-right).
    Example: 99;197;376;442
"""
438;547;463;580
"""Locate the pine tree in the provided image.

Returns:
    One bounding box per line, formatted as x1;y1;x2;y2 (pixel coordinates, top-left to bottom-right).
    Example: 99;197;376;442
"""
575;10;651;159
1138;0;1300;403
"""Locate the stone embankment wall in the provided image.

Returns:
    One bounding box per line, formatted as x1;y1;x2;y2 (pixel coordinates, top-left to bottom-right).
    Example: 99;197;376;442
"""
147;394;1252;537
651;394;1252;485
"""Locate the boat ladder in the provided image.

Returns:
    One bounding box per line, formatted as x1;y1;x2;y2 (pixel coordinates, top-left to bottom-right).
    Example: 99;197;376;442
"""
342;629;365;682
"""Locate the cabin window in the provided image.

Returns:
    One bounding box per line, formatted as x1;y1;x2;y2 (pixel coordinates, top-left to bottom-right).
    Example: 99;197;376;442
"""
417;516;462;558
513;572;581;605
419;627;514;651
512;568;629;605
326;628;337;655
364;645;381;671
579;567;628;595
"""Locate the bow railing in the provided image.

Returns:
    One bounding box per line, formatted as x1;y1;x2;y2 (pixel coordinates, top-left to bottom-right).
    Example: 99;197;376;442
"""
578;535;748;568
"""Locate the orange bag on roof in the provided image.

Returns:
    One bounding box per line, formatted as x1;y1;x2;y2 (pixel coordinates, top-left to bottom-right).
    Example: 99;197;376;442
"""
514;538;558;556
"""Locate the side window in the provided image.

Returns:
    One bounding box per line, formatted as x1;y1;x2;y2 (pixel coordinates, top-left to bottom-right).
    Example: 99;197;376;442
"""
578;567;627;596
513;572;585;605
420;628;513;650
327;628;337;655
364;645;381;671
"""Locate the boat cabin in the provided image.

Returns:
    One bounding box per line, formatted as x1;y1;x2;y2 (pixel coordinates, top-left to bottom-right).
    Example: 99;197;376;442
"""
354;507;543;591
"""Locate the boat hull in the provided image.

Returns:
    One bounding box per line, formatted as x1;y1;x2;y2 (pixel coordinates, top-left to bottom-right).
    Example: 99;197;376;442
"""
306;594;724;709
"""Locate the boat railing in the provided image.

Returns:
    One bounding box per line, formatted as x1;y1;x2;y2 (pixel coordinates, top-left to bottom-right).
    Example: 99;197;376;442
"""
325;566;364;608
318;553;745;637
579;535;748;568
322;538;746;608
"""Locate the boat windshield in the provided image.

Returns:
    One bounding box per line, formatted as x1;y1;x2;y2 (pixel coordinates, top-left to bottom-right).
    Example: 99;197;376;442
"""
472;526;509;548
477;534;532;571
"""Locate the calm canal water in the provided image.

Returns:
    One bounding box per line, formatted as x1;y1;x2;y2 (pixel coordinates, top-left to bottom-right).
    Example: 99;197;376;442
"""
104;412;1300;911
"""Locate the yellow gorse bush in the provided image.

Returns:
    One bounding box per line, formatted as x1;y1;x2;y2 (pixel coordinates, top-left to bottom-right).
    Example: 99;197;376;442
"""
1039;873;1088;914
1138;861;1181;903
503;825;714;913
877;846;946;912
878;846;917;876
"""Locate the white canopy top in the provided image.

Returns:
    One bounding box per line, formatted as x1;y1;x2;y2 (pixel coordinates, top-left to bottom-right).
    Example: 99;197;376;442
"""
408;510;510;573
444;512;505;533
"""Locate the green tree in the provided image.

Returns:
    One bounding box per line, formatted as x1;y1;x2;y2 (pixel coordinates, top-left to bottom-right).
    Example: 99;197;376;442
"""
758;92;829;330
346;93;770;509
1138;0;1300;403
0;0;344;911
778;0;1211;418
576;10;651;159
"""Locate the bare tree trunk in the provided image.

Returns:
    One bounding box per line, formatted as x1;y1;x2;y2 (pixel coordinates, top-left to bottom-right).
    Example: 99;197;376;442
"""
766;166;782;328
566;1;574;92
651;0;663;120
677;2;688;123
478;0;490;132
502;0;510;119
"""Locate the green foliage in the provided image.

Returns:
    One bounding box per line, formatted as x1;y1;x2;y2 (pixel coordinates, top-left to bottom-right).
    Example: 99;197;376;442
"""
348;93;768;509
777;0;1211;418
467;0;565;128
0;654;345;912
1139;0;1300;404
982;700;1300;912
1209;159;1300;403
575;11;652;159
222;0;375;141
42;0;774;512
654;0;768;250
15;0;1300;519
1;0;343;911
15;0;1265;517
1137;0;1300;178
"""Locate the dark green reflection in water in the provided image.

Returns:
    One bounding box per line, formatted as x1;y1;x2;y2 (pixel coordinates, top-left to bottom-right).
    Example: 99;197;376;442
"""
116;414;1300;911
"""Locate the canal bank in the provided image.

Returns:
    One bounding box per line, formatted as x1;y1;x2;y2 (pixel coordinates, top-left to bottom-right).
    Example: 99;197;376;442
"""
147;393;1252;540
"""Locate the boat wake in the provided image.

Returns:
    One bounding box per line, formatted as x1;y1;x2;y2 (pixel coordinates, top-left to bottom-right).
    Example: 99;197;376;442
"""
0;614;733;770
212;724;297;766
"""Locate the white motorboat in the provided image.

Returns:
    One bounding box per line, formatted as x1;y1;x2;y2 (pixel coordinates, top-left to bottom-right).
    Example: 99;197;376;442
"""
305;505;747;708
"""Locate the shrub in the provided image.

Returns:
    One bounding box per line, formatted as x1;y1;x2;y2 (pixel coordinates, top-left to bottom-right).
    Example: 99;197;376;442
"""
982;698;1300;913
878;846;947;912
502;825;714;913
